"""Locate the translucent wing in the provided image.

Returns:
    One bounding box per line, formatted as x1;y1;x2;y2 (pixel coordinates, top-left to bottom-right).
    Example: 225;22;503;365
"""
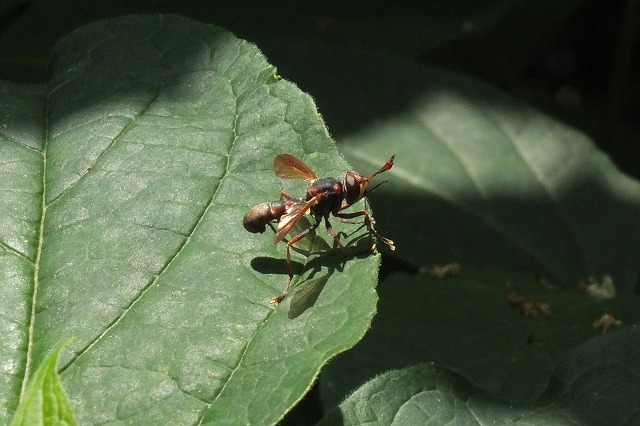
274;197;317;244
274;154;318;181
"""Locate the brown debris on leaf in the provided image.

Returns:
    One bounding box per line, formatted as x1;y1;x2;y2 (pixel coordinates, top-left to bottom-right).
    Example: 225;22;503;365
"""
507;292;552;316
593;313;622;333
419;263;461;278
580;275;616;300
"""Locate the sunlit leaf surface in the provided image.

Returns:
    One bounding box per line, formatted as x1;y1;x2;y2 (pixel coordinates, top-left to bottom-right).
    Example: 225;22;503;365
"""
0;15;379;424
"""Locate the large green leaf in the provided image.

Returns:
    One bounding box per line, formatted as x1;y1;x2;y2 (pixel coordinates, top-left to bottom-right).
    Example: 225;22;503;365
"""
320;271;640;406
263;43;640;295
0;80;46;421
1;0;576;82
557;328;640;425
0;15;379;424
258;40;640;422
320;363;579;425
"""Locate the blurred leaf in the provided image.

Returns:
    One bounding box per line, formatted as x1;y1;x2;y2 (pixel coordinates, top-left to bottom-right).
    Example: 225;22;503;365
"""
556;328;640;425
0;0;579;82
0;0;26;17
320;270;640;406
320;363;579;425
425;0;583;77
263;43;640;295
263;41;640;422
10;339;77;426
0;15;379;424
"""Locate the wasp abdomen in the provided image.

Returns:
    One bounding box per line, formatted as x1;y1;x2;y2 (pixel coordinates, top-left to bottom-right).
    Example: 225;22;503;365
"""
243;201;286;233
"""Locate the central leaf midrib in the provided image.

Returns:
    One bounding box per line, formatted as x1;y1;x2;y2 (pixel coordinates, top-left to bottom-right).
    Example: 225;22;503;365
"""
21;90;50;399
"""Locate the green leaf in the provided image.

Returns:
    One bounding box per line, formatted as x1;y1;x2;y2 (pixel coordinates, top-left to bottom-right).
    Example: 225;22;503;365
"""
320;270;640;406
258;42;640;422
0;1;576;81
0;80;47;422
1;15;378;424
557;328;640;425
320;363;579;425
10;339;77;426
262;43;640;295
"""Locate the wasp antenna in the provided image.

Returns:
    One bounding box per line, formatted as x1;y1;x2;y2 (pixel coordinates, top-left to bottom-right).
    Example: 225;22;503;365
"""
368;154;395;179
366;179;389;195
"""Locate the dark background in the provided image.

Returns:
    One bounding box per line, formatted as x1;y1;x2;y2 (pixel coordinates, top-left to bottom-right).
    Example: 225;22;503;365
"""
1;0;638;180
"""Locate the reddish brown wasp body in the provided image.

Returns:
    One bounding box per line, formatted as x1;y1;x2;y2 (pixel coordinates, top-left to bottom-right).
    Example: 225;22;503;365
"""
243;153;395;304
242;196;304;234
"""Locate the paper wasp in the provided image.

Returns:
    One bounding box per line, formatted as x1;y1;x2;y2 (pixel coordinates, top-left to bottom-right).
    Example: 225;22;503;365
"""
243;153;395;304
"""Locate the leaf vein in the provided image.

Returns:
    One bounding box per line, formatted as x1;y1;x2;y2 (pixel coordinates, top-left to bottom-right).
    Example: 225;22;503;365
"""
46;90;158;207
21;89;49;400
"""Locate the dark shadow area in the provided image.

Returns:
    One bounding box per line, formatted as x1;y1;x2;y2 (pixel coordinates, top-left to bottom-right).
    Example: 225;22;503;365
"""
250;256;303;277
250;221;377;318
1;2;638;182
278;380;323;426
286;234;374;318
258;40;640;181
0;0;27;38
287;274;330;319
368;190;640;294
2;3;637;174
254;42;640;296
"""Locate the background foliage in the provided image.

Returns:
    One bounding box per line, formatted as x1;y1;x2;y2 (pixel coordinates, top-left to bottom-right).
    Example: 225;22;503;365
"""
1;1;639;425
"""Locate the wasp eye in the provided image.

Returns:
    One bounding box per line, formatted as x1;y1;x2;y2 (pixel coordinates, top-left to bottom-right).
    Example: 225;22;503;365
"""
345;172;365;204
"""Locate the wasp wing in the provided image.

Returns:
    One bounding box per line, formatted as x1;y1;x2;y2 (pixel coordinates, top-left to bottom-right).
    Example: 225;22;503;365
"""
274;197;316;244
274;153;318;181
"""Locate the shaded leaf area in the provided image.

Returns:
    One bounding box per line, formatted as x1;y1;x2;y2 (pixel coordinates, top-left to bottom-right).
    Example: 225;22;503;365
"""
320;363;579;426
0;0;579;82
260;41;640;425
0;15;379;424
10;339;77;426
320;271;640;407
0;0;25;21
262;43;640;295
556;328;640;426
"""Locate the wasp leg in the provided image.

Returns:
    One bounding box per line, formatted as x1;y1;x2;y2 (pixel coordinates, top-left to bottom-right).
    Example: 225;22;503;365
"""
271;218;321;305
338;197;371;225
324;217;345;249
335;210;395;251
280;191;296;200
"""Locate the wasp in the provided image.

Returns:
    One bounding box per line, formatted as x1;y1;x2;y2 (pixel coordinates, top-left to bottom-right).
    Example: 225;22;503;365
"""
243;153;396;304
